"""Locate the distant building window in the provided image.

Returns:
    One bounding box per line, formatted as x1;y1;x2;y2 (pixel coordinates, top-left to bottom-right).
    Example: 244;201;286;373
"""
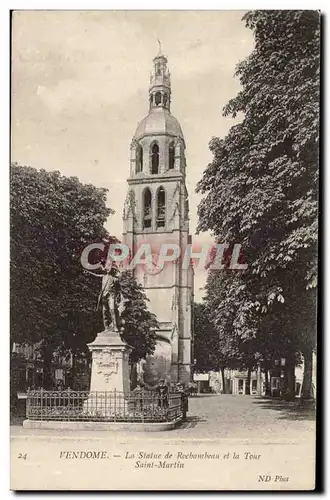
169;142;175;169
156;187;166;228
136;145;143;173
151;143;159;174
143;188;152;229
155;92;162;106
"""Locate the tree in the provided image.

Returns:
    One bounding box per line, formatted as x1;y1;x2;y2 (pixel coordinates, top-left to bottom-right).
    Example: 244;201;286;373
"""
203;269;260;394
197;11;319;399
10;164;157;389
11;164;113;387
194;286;258;395
193;302;219;373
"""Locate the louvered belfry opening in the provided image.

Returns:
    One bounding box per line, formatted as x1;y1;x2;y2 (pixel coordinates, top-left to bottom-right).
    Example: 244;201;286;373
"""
143;188;152;229
157;187;166;228
151;143;159;174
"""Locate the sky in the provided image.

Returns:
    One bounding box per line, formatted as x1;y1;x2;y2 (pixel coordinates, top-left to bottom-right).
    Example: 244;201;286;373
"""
11;10;254;300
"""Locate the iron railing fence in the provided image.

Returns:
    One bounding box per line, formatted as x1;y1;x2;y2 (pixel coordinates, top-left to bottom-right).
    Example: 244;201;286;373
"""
26;390;183;423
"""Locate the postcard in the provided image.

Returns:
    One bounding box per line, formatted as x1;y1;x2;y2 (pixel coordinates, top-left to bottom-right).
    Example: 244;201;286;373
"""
10;9;318;491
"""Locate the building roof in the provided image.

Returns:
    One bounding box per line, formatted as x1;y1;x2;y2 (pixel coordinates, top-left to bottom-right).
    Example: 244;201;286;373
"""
134;107;184;140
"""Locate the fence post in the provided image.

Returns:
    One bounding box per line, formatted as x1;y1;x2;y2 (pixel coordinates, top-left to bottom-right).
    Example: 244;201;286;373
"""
26;391;29;419
141;391;144;423
40;388;43;421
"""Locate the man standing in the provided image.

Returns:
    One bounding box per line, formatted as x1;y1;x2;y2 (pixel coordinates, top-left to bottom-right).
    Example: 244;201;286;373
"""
132;381;145;412
155;379;169;410
177;383;189;421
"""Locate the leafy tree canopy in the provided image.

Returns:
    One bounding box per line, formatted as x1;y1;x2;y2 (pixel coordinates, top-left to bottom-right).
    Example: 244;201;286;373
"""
10;164;157;371
197;10;319;292
195;11;319;397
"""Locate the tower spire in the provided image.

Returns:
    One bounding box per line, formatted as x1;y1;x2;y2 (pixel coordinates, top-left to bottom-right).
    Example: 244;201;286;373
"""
149;50;171;111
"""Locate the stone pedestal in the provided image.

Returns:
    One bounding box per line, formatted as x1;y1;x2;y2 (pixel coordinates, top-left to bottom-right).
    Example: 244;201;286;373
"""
84;329;131;417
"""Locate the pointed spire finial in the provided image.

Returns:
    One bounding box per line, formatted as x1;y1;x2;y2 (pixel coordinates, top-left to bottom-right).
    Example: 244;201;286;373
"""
157;39;162;55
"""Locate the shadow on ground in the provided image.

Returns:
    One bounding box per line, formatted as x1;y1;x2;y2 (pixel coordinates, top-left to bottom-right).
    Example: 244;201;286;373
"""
178;415;207;429
252;397;316;421
189;394;216;398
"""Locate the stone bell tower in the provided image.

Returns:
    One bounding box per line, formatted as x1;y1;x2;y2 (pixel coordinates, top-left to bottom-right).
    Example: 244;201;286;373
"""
122;50;194;385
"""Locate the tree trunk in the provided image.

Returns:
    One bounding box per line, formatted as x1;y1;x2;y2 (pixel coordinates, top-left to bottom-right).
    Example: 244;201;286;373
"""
71;352;77;390
245;368;251;395
264;369;271;396
301;348;313;400
42;345;53;390
283;356;296;400
10;337;14;357
130;362;138;389
257;364;262;396
221;367;226;394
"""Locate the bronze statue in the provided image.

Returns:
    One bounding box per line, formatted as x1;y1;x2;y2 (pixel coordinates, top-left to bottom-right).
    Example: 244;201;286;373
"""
97;264;122;331
85;262;123;331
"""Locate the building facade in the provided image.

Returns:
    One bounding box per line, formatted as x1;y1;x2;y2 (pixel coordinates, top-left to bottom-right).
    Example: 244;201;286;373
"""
195;356;317;398
11;342;90;391
122;51;194;385
207;370;263;396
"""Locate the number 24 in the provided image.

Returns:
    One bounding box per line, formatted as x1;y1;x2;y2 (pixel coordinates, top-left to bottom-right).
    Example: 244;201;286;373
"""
18;453;27;460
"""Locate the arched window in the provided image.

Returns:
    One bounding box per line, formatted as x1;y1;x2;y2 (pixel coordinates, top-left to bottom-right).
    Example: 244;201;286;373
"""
156;187;166;229
169;142;175;169
151;143;159;174
155;92;162;106
136;144;143;173
143;188;152;229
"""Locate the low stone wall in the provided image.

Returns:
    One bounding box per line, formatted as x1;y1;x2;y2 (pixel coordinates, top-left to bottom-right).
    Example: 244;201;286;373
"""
23;417;182;432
